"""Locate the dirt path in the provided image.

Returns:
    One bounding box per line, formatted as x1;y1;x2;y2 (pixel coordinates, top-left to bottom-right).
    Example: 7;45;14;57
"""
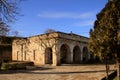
0;64;116;80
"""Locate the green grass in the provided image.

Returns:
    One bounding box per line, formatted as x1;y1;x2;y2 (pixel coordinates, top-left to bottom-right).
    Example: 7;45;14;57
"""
113;77;117;80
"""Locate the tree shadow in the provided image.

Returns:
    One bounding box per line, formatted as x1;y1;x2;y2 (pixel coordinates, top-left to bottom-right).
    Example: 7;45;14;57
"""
0;67;116;75
0;67;55;74
17;70;115;74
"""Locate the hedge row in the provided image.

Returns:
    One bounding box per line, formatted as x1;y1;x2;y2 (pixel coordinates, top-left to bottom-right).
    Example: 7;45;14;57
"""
0;61;34;70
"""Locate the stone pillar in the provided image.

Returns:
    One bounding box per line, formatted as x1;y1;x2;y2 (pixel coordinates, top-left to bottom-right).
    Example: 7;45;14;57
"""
52;51;57;66
80;46;83;61
52;46;60;66
42;50;45;65
70;48;73;63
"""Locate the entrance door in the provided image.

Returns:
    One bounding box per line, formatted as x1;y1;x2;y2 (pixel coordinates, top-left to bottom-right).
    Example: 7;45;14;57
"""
45;48;52;64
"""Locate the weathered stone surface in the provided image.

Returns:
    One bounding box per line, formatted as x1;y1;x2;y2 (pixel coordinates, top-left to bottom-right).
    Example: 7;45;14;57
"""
12;32;91;66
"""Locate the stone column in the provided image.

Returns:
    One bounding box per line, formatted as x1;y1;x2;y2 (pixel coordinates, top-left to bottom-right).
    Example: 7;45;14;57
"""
52;51;57;66
52;45;60;66
80;46;83;61
70;48;73;63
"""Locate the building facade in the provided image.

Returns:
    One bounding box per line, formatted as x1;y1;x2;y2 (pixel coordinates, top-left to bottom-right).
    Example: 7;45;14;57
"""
12;32;91;66
0;36;19;62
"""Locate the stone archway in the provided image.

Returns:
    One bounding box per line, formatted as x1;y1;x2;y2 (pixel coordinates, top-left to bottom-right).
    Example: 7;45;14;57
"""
73;46;81;63
45;47;52;64
60;44;70;64
83;47;88;61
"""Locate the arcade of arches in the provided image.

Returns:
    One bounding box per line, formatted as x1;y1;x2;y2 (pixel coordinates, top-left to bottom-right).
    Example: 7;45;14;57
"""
12;32;92;66
45;44;90;65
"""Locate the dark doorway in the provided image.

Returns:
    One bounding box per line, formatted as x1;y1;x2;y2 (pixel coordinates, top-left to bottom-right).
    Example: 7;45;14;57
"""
83;47;88;61
73;46;81;63
45;48;52;64
60;44;70;64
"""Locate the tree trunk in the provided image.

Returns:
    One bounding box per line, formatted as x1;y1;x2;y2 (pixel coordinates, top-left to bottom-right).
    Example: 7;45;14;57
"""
117;60;120;80
105;58;109;80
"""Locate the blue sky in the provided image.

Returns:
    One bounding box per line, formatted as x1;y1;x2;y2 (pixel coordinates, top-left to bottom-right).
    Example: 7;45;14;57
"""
10;0;108;37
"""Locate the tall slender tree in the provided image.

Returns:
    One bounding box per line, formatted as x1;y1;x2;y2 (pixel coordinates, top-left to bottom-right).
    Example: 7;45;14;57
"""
89;0;120;80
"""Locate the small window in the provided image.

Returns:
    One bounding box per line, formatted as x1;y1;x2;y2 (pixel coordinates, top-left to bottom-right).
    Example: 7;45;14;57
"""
33;50;36;60
24;51;26;60
17;51;19;60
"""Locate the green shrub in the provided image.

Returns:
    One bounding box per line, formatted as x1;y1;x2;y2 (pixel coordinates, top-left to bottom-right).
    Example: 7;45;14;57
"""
1;61;34;70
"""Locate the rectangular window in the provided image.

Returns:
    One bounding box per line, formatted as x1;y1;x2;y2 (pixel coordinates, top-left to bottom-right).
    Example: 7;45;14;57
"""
33;50;36;60
24;51;26;60
17;51;19;60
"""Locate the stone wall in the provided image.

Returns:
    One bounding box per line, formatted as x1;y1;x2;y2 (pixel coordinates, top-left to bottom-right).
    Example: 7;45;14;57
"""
12;32;91;66
0;36;21;62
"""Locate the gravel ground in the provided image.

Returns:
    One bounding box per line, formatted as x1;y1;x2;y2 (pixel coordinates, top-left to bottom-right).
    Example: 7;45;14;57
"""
0;64;116;80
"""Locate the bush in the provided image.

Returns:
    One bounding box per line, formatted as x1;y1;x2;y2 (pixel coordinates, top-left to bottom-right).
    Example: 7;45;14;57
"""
1;61;34;70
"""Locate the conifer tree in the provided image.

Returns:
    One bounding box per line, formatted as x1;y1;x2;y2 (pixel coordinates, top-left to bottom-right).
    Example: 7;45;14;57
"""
89;0;120;79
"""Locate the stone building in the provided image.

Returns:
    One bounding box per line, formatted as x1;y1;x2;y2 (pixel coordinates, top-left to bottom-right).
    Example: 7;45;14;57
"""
12;32;92;66
0;36;22;62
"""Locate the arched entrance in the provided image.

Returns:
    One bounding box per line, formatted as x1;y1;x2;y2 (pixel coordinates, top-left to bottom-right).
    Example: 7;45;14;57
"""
83;47;88;61
60;44;70;64
73;46;81;63
45;48;52;64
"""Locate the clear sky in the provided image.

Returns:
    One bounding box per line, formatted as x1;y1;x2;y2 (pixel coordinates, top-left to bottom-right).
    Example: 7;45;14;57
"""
10;0;108;37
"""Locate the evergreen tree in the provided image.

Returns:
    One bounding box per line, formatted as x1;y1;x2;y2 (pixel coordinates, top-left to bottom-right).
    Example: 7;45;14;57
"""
89;0;120;79
89;0;120;61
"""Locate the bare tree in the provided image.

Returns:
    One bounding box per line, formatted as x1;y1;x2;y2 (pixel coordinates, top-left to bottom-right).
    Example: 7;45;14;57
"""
12;30;19;37
0;0;23;65
44;29;56;34
38;33;58;64
0;21;10;36
0;0;22;22
0;0;23;36
37;33;57;50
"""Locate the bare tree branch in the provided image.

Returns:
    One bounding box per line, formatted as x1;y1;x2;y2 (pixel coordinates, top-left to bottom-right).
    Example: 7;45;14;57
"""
0;0;21;22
